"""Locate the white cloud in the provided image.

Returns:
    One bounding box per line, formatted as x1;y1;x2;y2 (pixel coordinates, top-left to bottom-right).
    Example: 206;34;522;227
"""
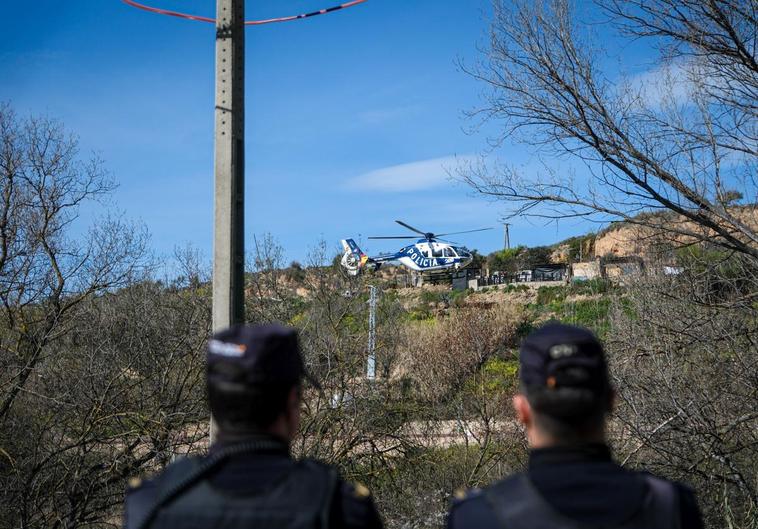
345;155;474;192
627;60;693;108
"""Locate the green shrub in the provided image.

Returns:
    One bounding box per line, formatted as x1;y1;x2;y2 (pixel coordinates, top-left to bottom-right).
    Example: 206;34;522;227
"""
407;309;435;322
420;290;445;305
488;246;525;272
536;285;567;306
451;291;471;308
558;298;612;336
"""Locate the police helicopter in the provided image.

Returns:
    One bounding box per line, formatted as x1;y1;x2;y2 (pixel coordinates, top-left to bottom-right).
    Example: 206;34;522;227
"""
340;220;491;275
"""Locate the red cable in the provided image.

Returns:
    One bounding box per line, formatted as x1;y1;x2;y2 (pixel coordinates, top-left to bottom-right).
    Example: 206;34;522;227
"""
121;0;368;25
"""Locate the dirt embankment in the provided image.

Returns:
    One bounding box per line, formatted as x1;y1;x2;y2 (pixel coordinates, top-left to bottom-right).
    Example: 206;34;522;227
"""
593;207;758;259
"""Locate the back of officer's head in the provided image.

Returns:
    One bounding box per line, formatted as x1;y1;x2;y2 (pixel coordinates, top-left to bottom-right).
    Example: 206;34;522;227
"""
206;324;315;435
518;322;613;444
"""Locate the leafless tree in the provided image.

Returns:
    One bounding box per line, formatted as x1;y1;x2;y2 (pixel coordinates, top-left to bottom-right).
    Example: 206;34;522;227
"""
246;234;306;324
0;104;210;528
608;253;758;528
0;103;534;529
462;0;757;258
243;238;529;529
372;304;528;528
461;5;758;525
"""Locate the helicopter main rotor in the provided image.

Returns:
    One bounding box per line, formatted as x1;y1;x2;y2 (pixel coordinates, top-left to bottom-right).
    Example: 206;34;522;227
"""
367;220;492;244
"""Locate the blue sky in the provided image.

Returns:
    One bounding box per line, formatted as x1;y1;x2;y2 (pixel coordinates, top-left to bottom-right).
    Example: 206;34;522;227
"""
0;1;651;265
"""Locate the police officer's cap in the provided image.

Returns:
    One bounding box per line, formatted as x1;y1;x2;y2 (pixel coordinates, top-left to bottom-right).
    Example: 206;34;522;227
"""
519;322;610;394
207;323;321;391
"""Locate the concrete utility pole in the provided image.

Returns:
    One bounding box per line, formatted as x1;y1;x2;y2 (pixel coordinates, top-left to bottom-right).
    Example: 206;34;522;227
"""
211;0;245;442
367;285;377;380
213;0;245;332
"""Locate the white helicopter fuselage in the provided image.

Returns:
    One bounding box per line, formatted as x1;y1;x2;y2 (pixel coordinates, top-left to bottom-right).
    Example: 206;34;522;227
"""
340;238;473;275
396;241;473;271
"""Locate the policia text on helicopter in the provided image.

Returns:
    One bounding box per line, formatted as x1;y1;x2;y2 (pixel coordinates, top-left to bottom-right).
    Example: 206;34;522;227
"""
124;322;703;529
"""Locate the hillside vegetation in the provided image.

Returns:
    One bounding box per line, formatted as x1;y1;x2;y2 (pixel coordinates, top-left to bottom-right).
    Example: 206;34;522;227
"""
0;104;753;527
280;246;757;529
2;229;756;528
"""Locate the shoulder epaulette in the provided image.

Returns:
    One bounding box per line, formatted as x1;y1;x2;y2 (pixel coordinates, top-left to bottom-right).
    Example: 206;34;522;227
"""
351;482;371;499
451;487;482;505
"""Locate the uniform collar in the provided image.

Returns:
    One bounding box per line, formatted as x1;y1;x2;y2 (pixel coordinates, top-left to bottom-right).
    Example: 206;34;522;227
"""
210;432;290;457
529;442;612;469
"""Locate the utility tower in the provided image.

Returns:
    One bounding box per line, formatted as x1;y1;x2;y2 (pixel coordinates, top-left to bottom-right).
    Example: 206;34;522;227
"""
367;285;377;380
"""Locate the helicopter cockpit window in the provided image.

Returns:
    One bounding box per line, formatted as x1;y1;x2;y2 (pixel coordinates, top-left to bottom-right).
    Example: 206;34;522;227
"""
444;247;455;257
421;246;431;258
432;246;443;258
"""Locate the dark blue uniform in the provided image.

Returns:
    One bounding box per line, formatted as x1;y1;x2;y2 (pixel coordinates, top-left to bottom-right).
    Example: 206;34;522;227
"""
448;444;703;529
125;437;382;529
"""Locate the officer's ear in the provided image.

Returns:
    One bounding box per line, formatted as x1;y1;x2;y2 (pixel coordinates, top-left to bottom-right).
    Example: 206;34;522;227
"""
513;393;532;427
286;385;301;416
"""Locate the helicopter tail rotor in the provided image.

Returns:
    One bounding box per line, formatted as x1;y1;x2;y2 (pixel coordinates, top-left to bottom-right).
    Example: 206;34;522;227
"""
340;239;370;276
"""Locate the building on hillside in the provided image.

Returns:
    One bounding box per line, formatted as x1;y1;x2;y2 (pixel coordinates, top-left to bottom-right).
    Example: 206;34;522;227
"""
532;264;568;282
604;256;645;284
571;260;602;281
452;269;479;291
516;269;532;282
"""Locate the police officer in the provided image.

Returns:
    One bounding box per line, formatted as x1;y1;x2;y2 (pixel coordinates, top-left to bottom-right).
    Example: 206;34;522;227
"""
125;323;383;529
447;322;703;529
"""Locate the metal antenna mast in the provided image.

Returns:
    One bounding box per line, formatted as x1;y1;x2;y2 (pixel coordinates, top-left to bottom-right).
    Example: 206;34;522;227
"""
367;285;377;380
211;0;245;442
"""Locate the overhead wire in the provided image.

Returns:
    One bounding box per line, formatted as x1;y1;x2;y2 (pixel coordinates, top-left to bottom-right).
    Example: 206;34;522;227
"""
121;0;368;25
